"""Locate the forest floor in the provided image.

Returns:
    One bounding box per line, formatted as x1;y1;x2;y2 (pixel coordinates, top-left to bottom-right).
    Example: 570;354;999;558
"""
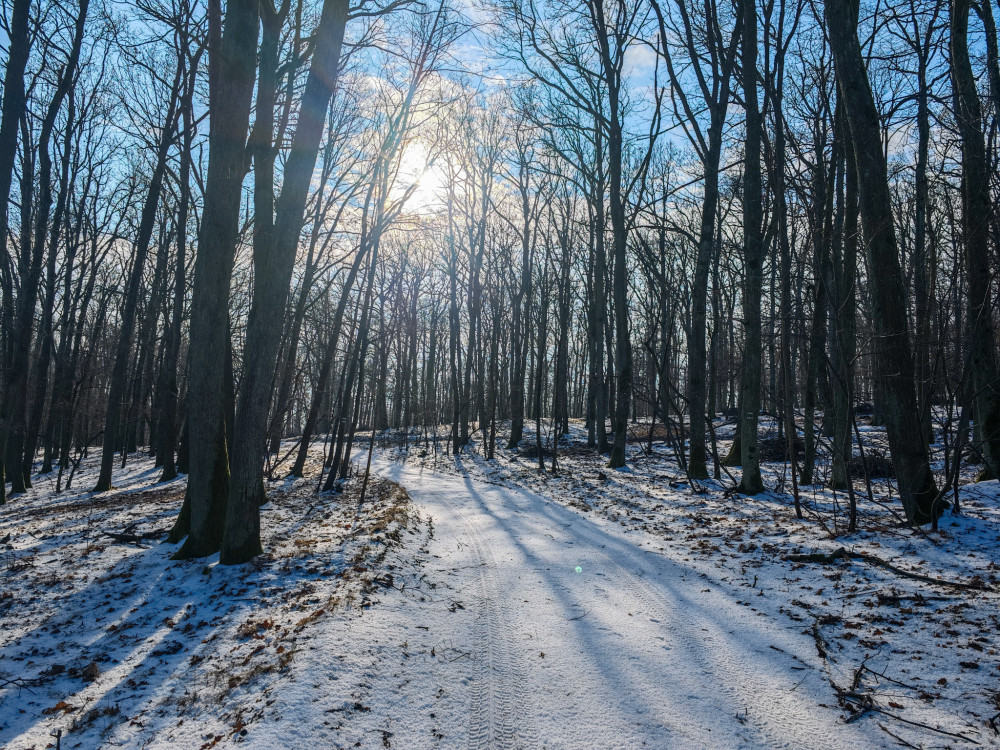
1;417;999;749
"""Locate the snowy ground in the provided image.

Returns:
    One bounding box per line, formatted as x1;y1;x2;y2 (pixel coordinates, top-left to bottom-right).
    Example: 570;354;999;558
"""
0;453;422;749
378;418;1000;749
2;418;999;749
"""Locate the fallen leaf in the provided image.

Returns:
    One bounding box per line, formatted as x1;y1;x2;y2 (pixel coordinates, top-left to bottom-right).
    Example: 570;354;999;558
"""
42;700;76;715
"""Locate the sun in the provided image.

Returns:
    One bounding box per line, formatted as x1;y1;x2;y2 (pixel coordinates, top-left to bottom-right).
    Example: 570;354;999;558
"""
395;141;447;215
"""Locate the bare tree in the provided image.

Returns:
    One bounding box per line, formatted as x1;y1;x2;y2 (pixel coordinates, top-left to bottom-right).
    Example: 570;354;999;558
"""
824;0;937;524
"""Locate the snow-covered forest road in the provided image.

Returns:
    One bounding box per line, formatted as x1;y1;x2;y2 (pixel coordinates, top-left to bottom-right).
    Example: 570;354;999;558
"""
364;458;880;749
3;446;996;749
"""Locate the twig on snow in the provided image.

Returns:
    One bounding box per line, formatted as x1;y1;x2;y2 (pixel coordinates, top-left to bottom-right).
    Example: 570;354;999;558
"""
786;548;988;591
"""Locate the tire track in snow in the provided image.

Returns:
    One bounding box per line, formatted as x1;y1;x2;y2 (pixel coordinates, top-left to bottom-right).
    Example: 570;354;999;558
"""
438;494;537;750
378;460;871;750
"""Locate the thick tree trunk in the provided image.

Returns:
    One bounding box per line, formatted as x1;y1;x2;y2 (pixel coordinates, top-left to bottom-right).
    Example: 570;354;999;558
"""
222;0;348;564
0;0;31;504
176;0;259;558
737;0;765;494
951;0;1000;481
825;0;937;524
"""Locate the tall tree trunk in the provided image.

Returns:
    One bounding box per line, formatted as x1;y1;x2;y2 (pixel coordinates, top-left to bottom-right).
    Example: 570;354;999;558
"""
774;76;800;516
156;51;198;481
592;132;610;453
3;0;88;497
43;162;89;476
801;137;831;486
222;0;348;564
175;0;260;559
555;199;572;437
831;108;858;492
290;239;369;476
327;253;378;486
23;90;76;483
914;37;934;446
825;0;937;524
592;0;631;469
0;0;31;504
951;0;1000;480
95;61;182;491
507;154;533;448
738;0;765;494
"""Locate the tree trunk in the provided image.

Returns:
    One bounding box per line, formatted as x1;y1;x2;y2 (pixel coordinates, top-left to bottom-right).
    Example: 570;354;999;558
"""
831;107;858;492
951;0;1000;481
175;0;259;559
592;0;631;470
222;0;348;564
737;0;765;494
95;61;182;491
914;40;933;446
825;0;937;524
156;50;198;481
4;0;88;497
23;90;76;482
0;0;32;504
507;155;533;449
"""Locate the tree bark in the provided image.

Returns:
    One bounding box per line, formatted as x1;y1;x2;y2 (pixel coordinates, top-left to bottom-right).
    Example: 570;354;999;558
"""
222;0;348;564
175;0;259;559
738;0;765;494
0;0;32;504
951;0;1000;480
825;0;937;524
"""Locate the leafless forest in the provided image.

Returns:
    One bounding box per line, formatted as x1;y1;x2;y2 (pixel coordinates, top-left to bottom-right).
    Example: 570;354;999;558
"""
4;0;1000;746
1;0;999;559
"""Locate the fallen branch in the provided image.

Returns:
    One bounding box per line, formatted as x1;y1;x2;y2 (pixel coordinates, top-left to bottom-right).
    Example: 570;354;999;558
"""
104;528;168;547
786;547;988;592
0;675;46;692
843;700;980;744
861;665;920;692
877;722;920;749
810;621;828;659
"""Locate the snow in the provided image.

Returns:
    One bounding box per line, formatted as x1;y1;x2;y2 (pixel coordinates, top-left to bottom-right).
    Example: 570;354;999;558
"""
367;458;873;748
0;454;420;749
2;419;999;749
